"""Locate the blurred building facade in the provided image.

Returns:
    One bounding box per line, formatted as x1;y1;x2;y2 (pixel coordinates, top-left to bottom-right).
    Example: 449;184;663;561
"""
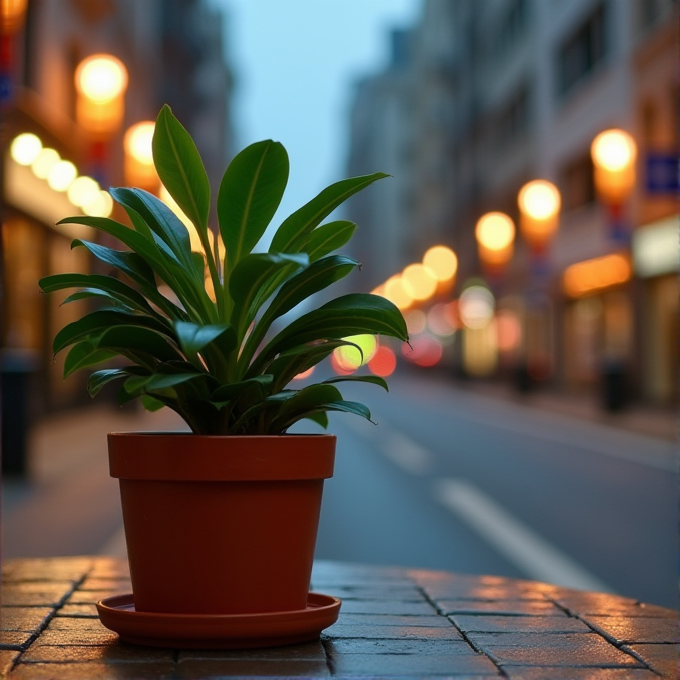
1;0;234;428
345;0;678;408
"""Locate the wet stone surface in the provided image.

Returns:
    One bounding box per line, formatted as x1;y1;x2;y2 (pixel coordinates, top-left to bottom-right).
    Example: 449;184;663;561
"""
0;557;676;679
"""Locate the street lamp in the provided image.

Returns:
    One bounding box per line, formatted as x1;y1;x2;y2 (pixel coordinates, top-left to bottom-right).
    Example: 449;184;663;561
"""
75;54;128;138
517;180;561;254
590;129;637;242
124;121;158;190
475;211;515;276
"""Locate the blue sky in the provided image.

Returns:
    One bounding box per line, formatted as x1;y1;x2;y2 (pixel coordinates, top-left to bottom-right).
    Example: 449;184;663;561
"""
210;0;422;244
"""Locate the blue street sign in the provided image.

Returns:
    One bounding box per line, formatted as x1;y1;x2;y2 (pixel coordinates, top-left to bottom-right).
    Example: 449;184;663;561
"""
645;154;679;194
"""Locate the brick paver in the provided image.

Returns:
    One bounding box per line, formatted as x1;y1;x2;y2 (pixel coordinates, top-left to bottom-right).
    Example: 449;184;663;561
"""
0;557;677;679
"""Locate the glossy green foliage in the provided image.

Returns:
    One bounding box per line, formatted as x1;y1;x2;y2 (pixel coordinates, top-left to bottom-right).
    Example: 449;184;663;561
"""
39;105;408;434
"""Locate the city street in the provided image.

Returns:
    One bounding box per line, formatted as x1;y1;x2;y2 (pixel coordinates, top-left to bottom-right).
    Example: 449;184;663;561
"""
314;373;677;609
3;371;676;610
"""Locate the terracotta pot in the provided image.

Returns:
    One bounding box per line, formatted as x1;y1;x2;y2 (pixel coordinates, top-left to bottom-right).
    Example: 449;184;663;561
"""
108;433;336;616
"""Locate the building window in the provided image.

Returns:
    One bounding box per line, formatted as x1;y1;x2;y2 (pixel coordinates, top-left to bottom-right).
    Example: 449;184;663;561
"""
560;153;596;211
492;86;531;149
556;3;607;96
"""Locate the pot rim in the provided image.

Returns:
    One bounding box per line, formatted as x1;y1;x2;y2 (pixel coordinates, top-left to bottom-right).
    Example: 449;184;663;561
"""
108;432;336;482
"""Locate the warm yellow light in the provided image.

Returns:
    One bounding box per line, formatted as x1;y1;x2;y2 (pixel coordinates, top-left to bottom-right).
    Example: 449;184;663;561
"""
423;245;458;281
47;160;77;191
32;148;60;179
1;0;28;32
401;263;438;301
10;133;42;165
591;130;637;173
75;54;128;103
563;253;632;298
67;176;101;207
383;275;413;310
83;190;114;218
518;181;561;221
475;212;515;251
125;121;155;165
459;286;495;329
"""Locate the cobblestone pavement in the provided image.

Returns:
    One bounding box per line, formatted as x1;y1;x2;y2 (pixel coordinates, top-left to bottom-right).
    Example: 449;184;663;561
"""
0;557;677;678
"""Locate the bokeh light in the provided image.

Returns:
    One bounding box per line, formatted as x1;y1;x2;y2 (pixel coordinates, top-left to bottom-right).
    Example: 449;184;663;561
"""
402;335;443;367
330;351;356;375
403;309;427;335
368;345;397;377
333;335;377;372
475;212;515;251
82;190;114;218
383;275;413;310
401;263;437;301
423;245;458;281
518;180;561;221
293;367;315;380
591;129;637;172
459;285;495;329
75;54;129;103
496;310;522;352
47;160;77;192
427;303;456;337
563;253;631;298
67;176;101;208
125;121;155;166
10;133;42;165
32;148;60;179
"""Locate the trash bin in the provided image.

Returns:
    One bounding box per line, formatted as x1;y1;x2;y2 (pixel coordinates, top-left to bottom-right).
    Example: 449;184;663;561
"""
1;349;40;476
601;361;627;412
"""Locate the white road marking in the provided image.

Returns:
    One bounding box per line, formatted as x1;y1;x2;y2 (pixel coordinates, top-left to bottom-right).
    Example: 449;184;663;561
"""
341;417;433;475
379;430;434;475
434;478;615;593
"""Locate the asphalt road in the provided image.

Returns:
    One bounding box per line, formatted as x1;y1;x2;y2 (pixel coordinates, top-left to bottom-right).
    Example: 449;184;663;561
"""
312;373;677;609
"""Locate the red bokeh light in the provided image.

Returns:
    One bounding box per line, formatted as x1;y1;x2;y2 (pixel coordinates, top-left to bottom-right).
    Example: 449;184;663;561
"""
368;346;397;377
402;335;443;367
330;352;356;375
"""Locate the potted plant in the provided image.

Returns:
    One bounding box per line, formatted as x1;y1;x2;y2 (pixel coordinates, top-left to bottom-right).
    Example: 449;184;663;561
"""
39;105;408;648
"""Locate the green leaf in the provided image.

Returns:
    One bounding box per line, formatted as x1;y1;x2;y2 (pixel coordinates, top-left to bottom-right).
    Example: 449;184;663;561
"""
53;310;175;355
109;187;194;273
261;340;357;391
229;252;308;333
323;375;389;391
94;326;184;364
253;293;408;373
63;342;117;378
87;368;147;397
270;172;387;255
39;273;160;317
241;256;359;370
218;140;289;269
305;221;357;261
152;104;211;232
303;411;329;429
173;321;236;357
211;374;273;403
140;395;166;412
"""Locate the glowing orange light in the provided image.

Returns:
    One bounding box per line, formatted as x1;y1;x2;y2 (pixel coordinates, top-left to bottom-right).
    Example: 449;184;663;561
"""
330;352;356;375
368;346;397;377
476;212;515;266
590;129;637;203
496;311;521;352
401;263;437;301
563;253;631;298
423;245;458;281
75;54;128;136
1;0;27;33
383;275;413;310
518;180;561;247
124;121;159;188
